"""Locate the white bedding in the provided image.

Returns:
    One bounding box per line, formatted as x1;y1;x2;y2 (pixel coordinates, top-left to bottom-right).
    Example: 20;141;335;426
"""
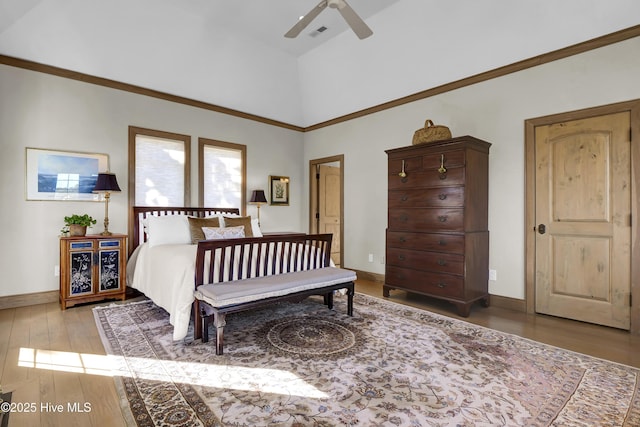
128;242;198;340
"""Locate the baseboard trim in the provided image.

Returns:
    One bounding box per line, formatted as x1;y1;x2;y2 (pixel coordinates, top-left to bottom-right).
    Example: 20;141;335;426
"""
0;290;58;310
351;269;526;312
350;269;385;284
0;277;526;313
489;294;526;312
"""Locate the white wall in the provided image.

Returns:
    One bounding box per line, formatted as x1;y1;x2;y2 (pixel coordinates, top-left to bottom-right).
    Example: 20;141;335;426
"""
0;64;304;298
298;0;640;125
3;36;639;301
303;37;640;299
0;0;304;125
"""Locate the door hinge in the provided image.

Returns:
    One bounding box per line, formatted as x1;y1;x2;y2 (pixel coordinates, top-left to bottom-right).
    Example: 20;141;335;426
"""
315;212;320;219
316;173;320;180
630;294;633;307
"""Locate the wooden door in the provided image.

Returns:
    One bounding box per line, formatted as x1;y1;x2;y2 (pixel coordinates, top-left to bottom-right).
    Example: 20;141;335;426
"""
318;165;341;266
535;112;631;329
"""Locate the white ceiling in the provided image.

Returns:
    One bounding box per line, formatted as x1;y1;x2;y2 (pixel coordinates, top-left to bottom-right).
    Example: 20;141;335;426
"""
1;0;639;127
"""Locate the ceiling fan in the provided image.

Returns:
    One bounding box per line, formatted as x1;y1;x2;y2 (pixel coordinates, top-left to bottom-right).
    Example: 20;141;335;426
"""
284;0;373;40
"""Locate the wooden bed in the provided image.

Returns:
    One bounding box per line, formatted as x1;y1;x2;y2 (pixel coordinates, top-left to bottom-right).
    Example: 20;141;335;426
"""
127;206;245;340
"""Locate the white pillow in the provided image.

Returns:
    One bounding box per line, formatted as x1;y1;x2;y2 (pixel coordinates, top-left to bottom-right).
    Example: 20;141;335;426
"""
146;215;191;247
202;225;246;240
251;218;263;237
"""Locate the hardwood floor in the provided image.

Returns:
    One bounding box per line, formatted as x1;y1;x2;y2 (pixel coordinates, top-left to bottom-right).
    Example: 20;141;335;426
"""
1;280;638;426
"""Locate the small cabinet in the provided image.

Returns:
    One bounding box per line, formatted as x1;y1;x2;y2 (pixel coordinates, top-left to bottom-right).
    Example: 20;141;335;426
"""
59;234;127;309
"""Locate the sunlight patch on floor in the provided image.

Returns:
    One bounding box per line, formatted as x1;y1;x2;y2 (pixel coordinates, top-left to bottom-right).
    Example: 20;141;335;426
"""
18;347;328;399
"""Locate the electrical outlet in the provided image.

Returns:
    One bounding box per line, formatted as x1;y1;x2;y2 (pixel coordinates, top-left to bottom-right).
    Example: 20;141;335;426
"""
368;253;374;263
489;269;497;281
54;265;60;277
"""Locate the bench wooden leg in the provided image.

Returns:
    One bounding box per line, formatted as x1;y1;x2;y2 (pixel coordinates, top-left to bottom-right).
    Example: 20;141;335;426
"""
213;312;227;355
193;301;203;340
326;291;334;309
201;313;210;343
346;283;354;317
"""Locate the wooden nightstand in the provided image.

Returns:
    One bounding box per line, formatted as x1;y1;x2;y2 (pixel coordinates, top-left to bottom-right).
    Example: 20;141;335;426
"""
59;234;127;310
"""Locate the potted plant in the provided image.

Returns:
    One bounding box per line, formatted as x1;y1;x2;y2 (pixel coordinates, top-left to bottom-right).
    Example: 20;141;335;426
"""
62;214;97;237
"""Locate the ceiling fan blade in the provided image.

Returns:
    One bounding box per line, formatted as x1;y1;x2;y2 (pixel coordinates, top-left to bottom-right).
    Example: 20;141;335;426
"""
284;0;328;38
336;0;373;39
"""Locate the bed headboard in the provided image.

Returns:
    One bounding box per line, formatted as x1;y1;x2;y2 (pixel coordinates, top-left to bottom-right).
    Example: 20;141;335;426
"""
129;206;241;254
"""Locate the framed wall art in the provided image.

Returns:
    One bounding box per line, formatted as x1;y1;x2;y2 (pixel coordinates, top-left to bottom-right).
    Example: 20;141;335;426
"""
25;148;109;201
269;175;289;206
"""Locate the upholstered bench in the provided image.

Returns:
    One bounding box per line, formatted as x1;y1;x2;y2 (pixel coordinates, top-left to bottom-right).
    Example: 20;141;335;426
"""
192;234;356;355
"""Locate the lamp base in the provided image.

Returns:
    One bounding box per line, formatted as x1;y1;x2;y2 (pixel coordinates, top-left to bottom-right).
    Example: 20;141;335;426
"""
100;231;113;236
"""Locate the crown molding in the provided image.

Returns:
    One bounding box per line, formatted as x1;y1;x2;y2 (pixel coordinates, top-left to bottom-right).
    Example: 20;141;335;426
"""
2;24;638;133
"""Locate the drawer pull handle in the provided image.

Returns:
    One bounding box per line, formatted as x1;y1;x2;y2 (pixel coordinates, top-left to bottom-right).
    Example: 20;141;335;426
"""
438;193;447;200
438;154;447;174
401;195;408;202
437;259;447;266
438;240;447;246
399;236;406;242
438;215;448;222
398;255;405;261
437;283;447;288
398;159;407;178
439;173;447;180
400;214;408;222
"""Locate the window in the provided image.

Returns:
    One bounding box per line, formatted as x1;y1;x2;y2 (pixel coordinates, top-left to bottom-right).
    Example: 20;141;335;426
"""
199;138;246;213
128;127;190;207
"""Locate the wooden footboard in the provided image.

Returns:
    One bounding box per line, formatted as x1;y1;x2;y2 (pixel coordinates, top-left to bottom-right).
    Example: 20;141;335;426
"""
193;233;356;354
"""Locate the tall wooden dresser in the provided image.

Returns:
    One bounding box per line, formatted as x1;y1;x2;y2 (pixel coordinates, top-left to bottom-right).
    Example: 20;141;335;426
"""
385;136;491;316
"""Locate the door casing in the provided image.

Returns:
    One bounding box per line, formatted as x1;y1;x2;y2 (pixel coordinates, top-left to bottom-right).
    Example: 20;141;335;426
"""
309;155;344;268
525;99;640;334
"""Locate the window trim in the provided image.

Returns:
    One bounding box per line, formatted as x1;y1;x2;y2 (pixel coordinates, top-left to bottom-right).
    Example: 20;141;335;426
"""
198;138;247;216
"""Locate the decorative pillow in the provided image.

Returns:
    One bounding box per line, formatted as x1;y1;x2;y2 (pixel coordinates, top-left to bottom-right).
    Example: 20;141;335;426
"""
202;226;246;240
146;215;191;247
223;216;254;237
214;214;262;237
217;214;240;228
187;217;221;243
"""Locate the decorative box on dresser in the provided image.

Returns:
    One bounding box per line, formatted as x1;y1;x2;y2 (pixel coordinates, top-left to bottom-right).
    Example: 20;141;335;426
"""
59;234;127;309
385;136;491;317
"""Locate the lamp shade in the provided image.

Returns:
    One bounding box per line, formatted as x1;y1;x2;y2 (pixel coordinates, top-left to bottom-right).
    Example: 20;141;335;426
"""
93;172;121;192
249;189;267;204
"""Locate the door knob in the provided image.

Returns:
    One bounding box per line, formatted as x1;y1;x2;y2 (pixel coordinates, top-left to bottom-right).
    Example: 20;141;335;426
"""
537;224;546;235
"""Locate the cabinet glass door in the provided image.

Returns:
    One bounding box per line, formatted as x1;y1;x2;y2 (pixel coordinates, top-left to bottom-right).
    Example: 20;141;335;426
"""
99;240;121;292
69;250;93;296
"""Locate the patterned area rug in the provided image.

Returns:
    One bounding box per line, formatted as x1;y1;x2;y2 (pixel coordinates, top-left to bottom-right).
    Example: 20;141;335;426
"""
93;294;640;426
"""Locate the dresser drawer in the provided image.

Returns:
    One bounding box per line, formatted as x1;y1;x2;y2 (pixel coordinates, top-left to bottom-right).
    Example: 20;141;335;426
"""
388;187;464;208
388;149;465;176
385;266;464;299
422;149;465;169
386;231;464;253
388;167;465;190
386;247;464;275
389;208;464;232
